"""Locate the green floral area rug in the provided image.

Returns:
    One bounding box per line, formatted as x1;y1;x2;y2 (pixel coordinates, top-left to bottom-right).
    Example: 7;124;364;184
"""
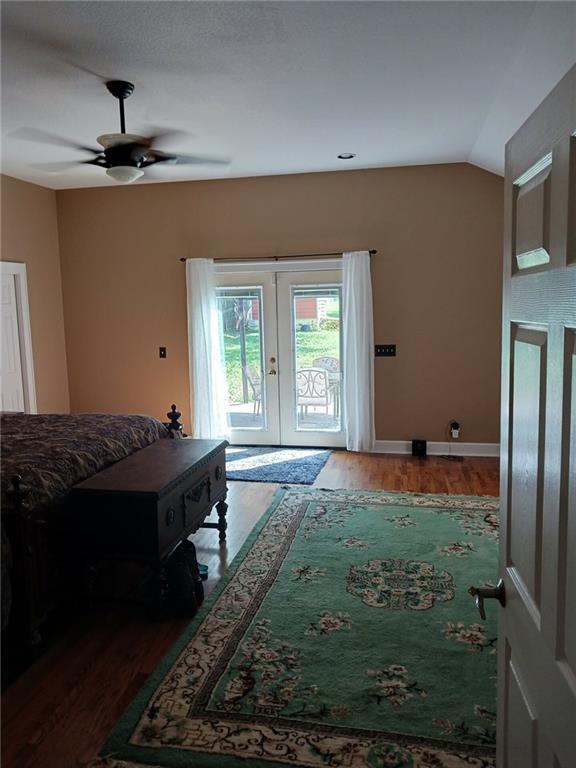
98;489;499;768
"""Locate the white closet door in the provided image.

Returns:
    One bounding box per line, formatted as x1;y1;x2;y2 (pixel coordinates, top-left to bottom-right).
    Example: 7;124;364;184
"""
1;273;25;412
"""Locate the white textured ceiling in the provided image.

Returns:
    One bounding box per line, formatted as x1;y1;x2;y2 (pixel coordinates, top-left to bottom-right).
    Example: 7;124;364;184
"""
1;1;575;189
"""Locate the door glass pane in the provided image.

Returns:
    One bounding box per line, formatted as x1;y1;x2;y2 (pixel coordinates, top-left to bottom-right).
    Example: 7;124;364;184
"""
216;287;265;430
292;285;342;432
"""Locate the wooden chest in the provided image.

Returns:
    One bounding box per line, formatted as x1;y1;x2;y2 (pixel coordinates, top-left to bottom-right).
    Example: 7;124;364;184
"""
69;438;228;565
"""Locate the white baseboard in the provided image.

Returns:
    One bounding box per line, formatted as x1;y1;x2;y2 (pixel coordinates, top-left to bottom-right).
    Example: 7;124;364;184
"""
372;440;500;458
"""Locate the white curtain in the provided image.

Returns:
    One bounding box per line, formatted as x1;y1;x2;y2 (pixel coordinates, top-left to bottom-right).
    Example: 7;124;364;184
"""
186;258;228;438
343;251;375;452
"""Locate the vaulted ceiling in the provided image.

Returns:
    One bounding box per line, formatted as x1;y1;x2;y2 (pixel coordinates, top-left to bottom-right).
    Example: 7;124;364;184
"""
2;1;575;189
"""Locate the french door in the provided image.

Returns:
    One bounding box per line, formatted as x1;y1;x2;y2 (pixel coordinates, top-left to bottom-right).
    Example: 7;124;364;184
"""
216;272;280;445
216;268;345;447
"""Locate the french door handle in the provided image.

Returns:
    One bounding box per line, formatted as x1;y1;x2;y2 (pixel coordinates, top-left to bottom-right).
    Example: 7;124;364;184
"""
468;579;505;620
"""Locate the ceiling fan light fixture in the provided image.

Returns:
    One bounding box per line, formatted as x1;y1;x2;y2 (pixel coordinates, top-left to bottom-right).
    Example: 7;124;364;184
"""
106;166;144;184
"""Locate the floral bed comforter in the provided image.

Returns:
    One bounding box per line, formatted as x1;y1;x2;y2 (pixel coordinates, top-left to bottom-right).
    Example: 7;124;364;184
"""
1;412;168;513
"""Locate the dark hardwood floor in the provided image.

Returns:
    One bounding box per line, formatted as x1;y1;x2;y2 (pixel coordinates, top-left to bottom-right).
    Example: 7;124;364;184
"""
1;452;499;768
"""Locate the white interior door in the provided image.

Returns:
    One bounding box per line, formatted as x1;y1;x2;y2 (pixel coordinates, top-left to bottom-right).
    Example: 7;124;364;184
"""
1;272;25;412
495;66;576;767
216;266;345;447
277;270;345;447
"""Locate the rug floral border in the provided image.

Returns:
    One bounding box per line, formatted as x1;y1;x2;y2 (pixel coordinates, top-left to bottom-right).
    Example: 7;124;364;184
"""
101;489;499;768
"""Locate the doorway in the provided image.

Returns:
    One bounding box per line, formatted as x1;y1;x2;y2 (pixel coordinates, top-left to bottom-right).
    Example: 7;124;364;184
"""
0;262;36;413
216;268;345;447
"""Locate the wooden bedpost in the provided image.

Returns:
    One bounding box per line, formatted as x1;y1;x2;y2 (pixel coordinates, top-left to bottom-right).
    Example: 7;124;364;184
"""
166;404;184;438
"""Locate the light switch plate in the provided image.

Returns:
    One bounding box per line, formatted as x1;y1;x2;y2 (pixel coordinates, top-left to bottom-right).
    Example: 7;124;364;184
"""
375;344;396;357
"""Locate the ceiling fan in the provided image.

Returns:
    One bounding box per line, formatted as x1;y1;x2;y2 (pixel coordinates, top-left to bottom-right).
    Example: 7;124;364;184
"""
22;80;229;184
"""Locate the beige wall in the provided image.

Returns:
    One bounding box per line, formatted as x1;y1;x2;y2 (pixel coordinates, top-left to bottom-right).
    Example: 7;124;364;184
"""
56;163;503;442
1;175;70;413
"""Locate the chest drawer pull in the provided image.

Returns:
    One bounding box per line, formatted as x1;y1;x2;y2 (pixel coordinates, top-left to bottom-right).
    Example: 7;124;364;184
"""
166;507;175;526
186;477;211;504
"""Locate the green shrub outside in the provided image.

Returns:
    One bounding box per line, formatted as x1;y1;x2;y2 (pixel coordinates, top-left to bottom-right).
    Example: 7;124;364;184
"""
319;318;340;331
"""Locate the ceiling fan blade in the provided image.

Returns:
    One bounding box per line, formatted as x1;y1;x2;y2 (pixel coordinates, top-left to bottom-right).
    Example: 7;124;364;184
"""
174;154;231;166
59;59;109;81
144;150;230;167
10;127;101;155
31;159;106;173
30;160;84;173
143;128;192;147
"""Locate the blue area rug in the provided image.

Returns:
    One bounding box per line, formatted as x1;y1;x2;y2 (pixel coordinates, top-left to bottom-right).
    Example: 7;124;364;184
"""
226;446;332;484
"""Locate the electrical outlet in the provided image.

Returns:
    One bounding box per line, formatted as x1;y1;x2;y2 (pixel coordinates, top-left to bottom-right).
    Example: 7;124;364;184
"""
375;344;396;357
449;420;460;439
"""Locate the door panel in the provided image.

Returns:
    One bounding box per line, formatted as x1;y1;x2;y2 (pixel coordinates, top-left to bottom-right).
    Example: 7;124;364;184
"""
216;273;280;445
509;327;547;611
277;270;345;447
499;65;576;767
568;138;576;265
506;658;537;768
514;163;551;270
559;330;576;680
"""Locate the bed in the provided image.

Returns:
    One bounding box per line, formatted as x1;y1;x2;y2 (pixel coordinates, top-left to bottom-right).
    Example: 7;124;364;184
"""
1;411;170;647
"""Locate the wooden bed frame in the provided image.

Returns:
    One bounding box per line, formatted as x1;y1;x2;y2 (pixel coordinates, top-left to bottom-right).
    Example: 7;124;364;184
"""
3;474;71;649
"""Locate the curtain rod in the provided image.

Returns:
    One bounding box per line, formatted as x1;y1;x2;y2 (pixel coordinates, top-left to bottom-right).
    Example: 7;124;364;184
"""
179;249;377;263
